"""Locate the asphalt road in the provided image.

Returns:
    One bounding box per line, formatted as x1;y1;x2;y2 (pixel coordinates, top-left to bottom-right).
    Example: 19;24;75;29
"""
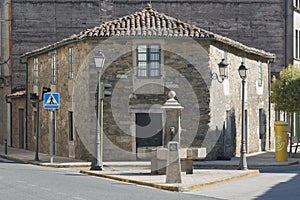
0;157;218;200
188;164;300;200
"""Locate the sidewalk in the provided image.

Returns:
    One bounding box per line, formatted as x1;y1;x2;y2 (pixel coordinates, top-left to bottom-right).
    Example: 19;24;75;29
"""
1;145;299;192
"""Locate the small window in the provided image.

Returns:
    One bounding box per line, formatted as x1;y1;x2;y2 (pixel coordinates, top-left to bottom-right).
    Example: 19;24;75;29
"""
295;0;300;8
136;44;161;78
50;54;56;84
68;47;74;79
296;29;299;59
69;111;74;141
33;58;38;85
224;50;228;77
258;61;262;87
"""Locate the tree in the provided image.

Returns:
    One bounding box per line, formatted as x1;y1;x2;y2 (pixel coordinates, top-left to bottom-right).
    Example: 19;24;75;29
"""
271;65;300;113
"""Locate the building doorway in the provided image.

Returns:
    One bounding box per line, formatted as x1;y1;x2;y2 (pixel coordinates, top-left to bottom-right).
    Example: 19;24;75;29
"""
136;113;163;151
18;109;25;149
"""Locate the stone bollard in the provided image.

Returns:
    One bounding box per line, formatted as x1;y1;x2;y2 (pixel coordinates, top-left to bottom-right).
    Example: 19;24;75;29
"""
166;141;182;183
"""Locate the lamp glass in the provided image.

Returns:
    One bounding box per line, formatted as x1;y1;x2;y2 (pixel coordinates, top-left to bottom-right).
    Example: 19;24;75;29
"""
218;59;228;79
94;52;105;68
238;63;247;80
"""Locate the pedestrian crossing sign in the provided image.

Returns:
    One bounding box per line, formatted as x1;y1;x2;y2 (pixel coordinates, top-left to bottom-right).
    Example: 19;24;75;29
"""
44;93;60;109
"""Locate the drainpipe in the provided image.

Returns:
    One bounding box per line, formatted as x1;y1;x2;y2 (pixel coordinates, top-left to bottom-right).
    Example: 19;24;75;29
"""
284;0;289;68
268;58;275;150
5;96;11;147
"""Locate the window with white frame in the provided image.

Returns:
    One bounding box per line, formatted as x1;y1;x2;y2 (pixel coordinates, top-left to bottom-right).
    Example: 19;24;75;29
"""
258;61;262;87
295;29;300;59
33;58;38;85
68;47;74;79
50;54;56;84
136;44;161;77
295;0;300;9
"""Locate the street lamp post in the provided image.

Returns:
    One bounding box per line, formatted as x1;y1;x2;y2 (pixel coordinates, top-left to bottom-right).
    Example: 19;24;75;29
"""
30;92;42;161
91;51;105;170
238;62;248;170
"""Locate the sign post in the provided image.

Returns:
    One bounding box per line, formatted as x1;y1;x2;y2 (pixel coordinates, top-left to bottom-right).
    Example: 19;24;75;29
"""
44;93;60;163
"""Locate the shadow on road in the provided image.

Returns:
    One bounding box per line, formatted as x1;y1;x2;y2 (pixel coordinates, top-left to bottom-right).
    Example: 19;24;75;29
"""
257;164;300;199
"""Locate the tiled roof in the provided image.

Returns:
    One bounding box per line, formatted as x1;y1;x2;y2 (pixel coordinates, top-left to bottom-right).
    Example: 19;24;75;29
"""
22;4;275;59
78;4;213;39
7;90;26;98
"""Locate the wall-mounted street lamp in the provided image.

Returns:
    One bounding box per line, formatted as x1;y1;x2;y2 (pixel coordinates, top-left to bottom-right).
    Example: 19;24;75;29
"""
91;51;105;171
238;62;248;170
211;59;228;83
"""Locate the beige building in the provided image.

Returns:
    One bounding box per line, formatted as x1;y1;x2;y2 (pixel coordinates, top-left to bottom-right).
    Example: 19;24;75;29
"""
20;5;275;161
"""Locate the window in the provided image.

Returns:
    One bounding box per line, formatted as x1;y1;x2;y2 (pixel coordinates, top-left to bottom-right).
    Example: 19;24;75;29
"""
50;54;56;84
33;58;38;85
296;29;300;59
295;0;300;8
258;61;262;87
68;47;74;79
224;50;229;77
259;109;266;140
69;111;74;141
136;44;161;77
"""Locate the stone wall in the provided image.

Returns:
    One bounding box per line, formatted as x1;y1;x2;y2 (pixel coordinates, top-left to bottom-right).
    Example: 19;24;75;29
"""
11;0;110;90
113;0;284;75
209;42;271;157
26;36;271;160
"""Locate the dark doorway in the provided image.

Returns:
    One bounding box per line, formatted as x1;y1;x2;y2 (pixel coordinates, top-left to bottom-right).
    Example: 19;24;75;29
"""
136;113;163;149
259;109;266;151
18;109;24;149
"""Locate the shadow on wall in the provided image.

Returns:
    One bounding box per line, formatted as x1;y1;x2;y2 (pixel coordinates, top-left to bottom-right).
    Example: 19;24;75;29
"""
205;109;237;160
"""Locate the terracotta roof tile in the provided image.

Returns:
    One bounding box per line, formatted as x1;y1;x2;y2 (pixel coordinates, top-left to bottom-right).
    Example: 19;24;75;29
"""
76;4;212;39
7;90;26;98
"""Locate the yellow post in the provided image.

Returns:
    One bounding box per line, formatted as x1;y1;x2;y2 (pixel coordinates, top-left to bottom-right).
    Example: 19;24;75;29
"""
274;121;288;162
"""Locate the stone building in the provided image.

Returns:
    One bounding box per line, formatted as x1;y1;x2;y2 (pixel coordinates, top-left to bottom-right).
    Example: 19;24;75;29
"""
21;5;275;161
1;0;298;148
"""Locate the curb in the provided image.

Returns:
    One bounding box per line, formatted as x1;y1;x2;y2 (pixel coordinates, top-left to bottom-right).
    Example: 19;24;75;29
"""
185;170;260;192
34;163;91;168
0;154;90;168
194;161;300;169
80;170;179;192
79;169;259;192
0;155;28;164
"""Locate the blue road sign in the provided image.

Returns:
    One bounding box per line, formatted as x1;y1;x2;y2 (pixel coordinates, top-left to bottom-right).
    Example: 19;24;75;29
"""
44;93;60;109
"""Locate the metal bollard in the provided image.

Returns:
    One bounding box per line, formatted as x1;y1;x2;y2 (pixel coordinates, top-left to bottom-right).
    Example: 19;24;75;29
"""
4;139;7;155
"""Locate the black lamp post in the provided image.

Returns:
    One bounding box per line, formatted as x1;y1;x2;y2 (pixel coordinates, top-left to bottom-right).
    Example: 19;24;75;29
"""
91;51;105;170
238;62;248;170
211;59;228;83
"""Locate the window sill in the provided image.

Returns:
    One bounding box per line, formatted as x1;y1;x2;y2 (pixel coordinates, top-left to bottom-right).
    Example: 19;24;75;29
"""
136;76;162;79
